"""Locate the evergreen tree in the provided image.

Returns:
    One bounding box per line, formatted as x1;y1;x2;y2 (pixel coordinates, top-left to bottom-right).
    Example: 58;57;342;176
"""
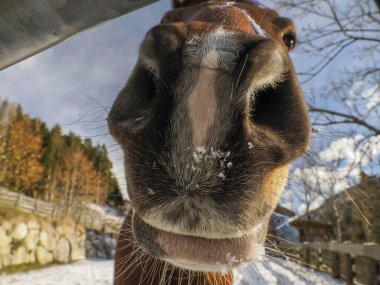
106;176;124;207
41;125;66;201
83;142;124;207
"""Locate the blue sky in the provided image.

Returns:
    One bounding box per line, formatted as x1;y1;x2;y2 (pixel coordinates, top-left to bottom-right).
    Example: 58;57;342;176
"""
0;1;173;195
0;0;366;200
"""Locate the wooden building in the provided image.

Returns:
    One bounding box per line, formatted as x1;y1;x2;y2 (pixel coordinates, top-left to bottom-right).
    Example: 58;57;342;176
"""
290;219;333;242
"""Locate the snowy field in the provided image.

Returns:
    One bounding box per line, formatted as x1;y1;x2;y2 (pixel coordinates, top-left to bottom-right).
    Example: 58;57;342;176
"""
0;259;345;285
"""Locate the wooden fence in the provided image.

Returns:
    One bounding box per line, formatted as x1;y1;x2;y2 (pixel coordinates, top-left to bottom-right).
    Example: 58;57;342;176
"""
278;242;380;285
0;187;125;234
3;187;379;283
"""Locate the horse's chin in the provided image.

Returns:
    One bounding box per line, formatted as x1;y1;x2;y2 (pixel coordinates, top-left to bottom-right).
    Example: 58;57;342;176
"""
132;211;268;272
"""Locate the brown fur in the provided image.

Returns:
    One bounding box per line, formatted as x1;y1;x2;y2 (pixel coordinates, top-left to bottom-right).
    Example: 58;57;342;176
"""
109;0;311;284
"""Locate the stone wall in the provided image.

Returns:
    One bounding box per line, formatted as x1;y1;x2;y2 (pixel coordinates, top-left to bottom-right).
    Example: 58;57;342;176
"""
85;230;117;259
0;213;86;271
0;188;124;235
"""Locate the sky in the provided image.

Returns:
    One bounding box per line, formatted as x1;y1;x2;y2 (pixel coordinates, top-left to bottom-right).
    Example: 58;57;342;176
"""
0;0;173;196
0;0;375;206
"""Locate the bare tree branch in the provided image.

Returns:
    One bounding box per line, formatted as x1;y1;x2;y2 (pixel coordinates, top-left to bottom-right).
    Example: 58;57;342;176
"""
309;107;380;135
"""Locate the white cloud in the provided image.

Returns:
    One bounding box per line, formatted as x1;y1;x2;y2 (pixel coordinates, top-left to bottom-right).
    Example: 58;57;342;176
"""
285;132;380;215
364;84;380;110
318;135;365;165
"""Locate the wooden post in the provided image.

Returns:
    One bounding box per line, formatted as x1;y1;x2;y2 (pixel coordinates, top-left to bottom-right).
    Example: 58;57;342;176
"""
309;248;319;269
340;253;353;285
317;248;322;269
363;258;378;285
302;243;310;265
330;251;339;278
51;205;56;218
77;211;83;224
14;193;22;207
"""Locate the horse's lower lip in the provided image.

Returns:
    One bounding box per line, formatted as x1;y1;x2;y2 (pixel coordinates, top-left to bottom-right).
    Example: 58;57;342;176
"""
156;227;266;267
132;212;267;271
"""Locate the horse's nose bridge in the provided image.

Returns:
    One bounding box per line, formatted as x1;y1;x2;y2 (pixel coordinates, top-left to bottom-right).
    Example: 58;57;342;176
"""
190;5;264;35
169;39;240;154
186;52;220;148
183;28;246;73
172;34;271;150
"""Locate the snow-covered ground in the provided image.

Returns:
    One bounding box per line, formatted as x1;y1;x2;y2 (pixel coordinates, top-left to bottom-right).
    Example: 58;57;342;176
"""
0;258;345;285
0;260;113;285
234;258;346;285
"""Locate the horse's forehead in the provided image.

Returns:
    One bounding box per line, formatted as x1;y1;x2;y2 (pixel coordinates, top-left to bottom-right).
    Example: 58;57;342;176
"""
189;6;256;34
161;3;282;36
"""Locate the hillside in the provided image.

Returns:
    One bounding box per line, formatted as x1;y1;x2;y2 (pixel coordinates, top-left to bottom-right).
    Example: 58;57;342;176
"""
0;98;123;207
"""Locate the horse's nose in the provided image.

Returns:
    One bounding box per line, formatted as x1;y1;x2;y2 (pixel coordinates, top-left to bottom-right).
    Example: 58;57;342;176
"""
237;38;286;91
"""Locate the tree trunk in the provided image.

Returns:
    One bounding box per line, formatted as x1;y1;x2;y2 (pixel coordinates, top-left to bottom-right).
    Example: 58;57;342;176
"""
333;200;343;242
63;179;70;206
68;170;77;205
49;170;57;202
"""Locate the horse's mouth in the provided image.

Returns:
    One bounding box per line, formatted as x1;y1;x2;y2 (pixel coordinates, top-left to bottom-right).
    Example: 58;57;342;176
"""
132;211;268;272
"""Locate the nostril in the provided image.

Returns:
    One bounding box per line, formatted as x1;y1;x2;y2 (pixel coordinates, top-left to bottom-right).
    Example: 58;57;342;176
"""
108;65;156;138
235;46;250;62
136;67;157;102
235;39;285;91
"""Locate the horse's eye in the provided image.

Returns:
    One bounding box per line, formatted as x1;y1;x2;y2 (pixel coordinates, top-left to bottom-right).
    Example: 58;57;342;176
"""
282;33;296;50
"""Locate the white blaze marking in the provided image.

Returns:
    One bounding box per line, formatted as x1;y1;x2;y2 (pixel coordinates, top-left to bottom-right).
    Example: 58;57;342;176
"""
188;51;218;147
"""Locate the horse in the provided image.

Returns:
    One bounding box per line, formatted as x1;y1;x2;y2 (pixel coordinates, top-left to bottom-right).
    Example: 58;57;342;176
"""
108;0;311;284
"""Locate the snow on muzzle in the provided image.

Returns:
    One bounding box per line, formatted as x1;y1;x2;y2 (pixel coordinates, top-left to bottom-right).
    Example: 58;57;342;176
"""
132;211;273;272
